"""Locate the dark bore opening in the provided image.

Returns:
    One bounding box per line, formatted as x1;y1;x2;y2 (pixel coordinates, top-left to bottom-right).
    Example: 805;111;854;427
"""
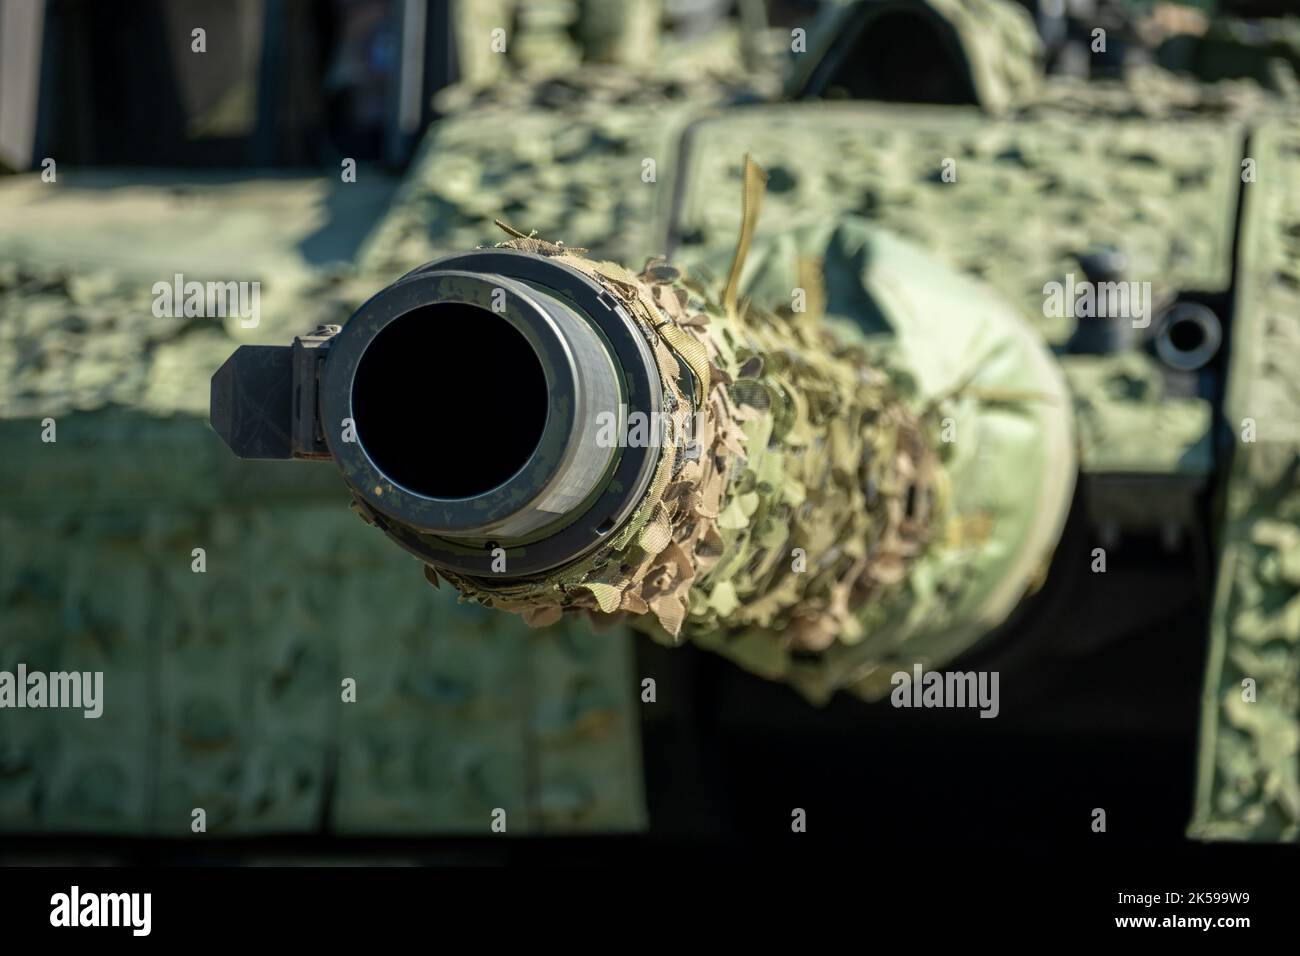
351;302;549;499
1168;318;1206;354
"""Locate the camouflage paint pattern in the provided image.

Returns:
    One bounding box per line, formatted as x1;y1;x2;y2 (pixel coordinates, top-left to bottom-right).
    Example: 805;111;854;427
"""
0;182;645;837
4;0;1300;843
1191;118;1300;841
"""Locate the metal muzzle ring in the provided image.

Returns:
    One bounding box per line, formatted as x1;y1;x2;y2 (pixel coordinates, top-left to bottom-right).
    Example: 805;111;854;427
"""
320;250;664;578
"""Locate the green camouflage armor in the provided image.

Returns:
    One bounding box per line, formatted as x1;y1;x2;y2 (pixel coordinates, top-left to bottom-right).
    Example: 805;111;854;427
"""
2;0;1299;845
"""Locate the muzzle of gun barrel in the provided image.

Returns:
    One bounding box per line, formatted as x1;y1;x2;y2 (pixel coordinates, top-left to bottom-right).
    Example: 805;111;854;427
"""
211;249;668;578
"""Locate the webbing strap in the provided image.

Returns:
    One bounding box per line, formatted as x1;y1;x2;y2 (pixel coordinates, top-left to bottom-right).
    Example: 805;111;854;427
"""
722;154;768;322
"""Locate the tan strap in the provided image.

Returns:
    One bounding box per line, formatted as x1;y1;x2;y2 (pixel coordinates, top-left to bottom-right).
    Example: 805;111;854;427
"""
722;155;768;321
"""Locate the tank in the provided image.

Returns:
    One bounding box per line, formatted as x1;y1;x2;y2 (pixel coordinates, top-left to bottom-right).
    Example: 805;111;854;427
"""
2;0;1298;861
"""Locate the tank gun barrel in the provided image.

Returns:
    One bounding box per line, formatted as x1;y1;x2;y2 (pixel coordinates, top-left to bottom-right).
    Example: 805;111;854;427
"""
210;232;948;657
212;248;667;579
211;165;1076;701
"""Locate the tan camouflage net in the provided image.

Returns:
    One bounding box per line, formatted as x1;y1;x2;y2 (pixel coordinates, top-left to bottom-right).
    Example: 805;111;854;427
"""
431;159;946;658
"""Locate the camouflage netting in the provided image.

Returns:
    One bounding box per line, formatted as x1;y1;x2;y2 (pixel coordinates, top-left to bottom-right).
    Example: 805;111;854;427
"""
436;172;945;680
